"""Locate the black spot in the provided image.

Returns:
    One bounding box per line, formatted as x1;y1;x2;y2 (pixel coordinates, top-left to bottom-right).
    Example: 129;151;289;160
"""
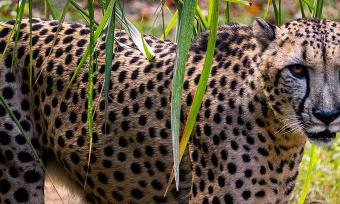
24;170;41;183
70;152;80;164
97;173;108;184
69;112;77;123
0;131;11;145
2;87;14;99
258;147;269;156
5;72;15;83
104;146;113;156
54;117;62;128
113;171;125;182
14;187;29;202
4;54;13;68
235;179;243;188
18;151;33;162
57;136;65;147
0;179;10;193
138;115;147;126
244;169;253;178
131;188;144;199
155;160;166;172
131;163;142;174
256;118;266;127
224;194;234;204
151;179;163;190
112;191;123;201
242;190;251;200
227;163;237;174
77;39;87;47
242;154;251;162
218;176;225;187
0;28;10;37
255;190;266;197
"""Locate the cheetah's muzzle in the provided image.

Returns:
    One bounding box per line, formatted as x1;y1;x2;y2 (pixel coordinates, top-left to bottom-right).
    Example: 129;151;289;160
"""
307;130;337;144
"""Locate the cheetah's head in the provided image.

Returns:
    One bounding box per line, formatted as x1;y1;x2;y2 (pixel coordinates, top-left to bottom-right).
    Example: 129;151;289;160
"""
253;18;340;144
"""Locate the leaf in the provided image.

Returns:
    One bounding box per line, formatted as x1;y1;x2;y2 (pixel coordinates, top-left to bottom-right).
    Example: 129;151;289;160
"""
84;0;95;189
263;0;271;19
224;2;230;23
115;5;155;61
45;0;62;19
28;0;33;89
166;0;219;195
70;0;98;25
303;0;314;13
196;4;208;29
179;0;219;166
161;10;178;40
11;0;26;70
298;144;319;204
224;0;251;6
313;0;323;18
104;3;116;120
171;0;197;190
272;0;282;25
298;0;306;18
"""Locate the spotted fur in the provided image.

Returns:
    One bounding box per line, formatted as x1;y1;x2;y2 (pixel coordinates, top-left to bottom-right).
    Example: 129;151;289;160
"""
0;18;339;204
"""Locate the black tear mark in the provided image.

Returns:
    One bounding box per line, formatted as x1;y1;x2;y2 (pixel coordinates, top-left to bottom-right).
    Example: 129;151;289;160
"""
297;72;310;116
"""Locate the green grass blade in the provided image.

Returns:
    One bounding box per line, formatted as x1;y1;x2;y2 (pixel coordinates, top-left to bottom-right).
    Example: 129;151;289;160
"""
85;0;95;189
196;5;208;29
70;0;99;25
98;0;106;13
67;0;116;89
272;0;281;25
313;0;323;18
171;0;197;190
224;2;230;23
179;0;219;162
264;0;271;19
115;5;155;61
104;3;116;121
224;0;251;6
303;0;314;13
298;144;319;204
299;0;306;18
28;0;33;90
165;0;219;195
161;10;178;40
11;0;26;70
45;0;62;19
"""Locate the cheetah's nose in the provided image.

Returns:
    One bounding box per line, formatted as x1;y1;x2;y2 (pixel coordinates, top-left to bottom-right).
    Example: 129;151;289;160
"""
313;108;340;125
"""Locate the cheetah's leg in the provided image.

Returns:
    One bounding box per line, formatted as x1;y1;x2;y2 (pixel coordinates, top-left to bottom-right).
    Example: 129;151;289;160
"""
0;70;45;203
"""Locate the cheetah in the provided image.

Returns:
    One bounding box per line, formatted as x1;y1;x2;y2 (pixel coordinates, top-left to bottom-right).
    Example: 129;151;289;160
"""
0;17;339;204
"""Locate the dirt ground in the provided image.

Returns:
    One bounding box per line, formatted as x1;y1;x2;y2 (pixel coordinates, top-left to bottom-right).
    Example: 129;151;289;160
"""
45;179;84;204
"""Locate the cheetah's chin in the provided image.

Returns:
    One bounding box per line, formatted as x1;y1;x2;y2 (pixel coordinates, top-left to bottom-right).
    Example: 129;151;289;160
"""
307;130;337;145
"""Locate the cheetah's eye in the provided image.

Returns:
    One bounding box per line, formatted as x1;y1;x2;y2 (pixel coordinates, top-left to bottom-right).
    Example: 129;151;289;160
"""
287;64;308;78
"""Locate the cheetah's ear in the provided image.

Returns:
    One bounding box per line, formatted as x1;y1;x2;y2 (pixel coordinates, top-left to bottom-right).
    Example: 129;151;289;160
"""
253;18;280;50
